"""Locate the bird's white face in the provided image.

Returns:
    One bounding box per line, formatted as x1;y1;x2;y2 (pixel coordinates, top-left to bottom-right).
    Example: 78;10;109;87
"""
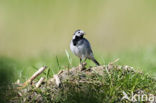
73;30;85;39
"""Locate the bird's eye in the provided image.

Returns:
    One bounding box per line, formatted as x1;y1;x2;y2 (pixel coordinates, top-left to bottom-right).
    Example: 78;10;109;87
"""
78;32;80;33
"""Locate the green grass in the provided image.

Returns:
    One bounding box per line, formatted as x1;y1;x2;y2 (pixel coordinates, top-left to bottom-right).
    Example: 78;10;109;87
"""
0;47;156;102
14;64;156;103
1;47;156;83
54;68;156;103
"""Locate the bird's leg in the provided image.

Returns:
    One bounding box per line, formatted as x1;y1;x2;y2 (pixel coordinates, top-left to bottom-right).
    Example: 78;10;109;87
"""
80;58;83;67
82;58;87;63
84;58;87;62
80;58;87;70
80;58;87;64
80;57;84;64
79;58;82;70
80;58;82;63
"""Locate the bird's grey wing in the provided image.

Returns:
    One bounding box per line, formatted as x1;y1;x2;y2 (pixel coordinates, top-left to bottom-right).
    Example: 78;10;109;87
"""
77;38;94;59
83;38;93;53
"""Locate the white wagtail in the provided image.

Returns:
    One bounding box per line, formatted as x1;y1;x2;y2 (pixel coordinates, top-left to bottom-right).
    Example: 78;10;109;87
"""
70;29;100;66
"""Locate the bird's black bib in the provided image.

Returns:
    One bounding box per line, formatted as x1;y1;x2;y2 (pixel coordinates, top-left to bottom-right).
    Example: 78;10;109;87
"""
73;35;83;46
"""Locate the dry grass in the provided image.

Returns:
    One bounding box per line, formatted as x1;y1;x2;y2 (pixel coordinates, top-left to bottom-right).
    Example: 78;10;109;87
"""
9;63;156;103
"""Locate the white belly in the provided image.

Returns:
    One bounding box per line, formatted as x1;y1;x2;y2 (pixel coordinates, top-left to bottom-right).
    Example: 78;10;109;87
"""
70;40;94;59
70;41;82;58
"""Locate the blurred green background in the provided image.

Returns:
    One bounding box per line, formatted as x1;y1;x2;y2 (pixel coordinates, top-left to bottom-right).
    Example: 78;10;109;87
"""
0;0;156;82
0;0;156;57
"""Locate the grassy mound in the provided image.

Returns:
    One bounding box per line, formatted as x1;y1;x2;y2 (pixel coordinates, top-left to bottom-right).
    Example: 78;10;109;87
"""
11;64;156;103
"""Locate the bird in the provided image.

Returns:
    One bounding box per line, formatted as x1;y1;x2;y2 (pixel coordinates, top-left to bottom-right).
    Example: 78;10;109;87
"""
70;29;100;66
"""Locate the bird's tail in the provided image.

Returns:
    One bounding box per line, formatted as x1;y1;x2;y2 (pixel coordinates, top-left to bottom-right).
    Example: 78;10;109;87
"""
91;58;100;66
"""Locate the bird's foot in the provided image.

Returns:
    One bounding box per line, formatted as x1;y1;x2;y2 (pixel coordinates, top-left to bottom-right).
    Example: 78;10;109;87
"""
79;62;87;71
